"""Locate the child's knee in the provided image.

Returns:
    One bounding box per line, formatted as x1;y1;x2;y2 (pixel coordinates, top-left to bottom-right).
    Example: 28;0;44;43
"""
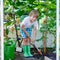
22;38;27;46
26;38;30;42
23;38;28;42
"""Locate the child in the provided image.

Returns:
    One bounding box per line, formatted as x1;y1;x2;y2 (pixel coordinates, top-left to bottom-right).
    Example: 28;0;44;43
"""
20;10;39;57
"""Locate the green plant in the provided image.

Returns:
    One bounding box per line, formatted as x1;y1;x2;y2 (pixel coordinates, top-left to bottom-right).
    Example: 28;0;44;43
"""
4;0;56;54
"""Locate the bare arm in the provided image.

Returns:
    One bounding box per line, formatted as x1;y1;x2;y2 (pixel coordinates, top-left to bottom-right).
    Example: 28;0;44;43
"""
21;24;30;37
32;27;37;42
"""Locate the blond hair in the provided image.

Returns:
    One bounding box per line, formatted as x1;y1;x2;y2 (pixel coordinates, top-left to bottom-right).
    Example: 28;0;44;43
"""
29;10;39;18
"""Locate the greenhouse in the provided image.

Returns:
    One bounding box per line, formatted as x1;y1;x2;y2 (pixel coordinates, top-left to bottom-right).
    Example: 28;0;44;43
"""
4;0;56;60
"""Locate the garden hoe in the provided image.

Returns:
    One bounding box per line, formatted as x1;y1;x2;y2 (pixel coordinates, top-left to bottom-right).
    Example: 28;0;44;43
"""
28;37;44;59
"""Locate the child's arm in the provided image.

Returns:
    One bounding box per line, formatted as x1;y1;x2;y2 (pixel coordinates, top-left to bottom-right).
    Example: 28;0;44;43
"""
32;27;37;42
32;21;38;43
21;24;30;37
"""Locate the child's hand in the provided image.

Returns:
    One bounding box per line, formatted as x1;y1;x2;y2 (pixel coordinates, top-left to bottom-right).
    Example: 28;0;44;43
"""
26;33;30;38
31;38;35;43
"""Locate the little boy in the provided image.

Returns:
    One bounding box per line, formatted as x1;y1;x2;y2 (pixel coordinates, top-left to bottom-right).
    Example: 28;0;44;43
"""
20;10;39;57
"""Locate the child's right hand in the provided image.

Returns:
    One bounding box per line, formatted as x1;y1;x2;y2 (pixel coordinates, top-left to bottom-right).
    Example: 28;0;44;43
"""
21;25;30;38
26;33;30;38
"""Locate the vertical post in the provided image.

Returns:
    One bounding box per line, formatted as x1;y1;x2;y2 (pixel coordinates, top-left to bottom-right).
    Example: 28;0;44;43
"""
43;16;47;54
13;0;18;40
43;0;48;54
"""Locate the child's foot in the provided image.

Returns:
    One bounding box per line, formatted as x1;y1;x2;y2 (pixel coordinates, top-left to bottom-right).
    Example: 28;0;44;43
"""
28;53;33;57
24;53;29;57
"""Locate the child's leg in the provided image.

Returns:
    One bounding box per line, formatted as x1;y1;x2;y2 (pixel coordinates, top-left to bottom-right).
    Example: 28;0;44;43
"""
22;38;32;57
22;38;30;46
21;28;32;57
26;38;33;56
22;38;29;57
26;38;30;45
22;38;27;46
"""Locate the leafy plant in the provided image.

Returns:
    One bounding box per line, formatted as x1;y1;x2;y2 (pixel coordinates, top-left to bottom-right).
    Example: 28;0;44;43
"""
4;0;56;54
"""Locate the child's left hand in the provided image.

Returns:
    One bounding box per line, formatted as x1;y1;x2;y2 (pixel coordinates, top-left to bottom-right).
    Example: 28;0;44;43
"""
31;38;35;43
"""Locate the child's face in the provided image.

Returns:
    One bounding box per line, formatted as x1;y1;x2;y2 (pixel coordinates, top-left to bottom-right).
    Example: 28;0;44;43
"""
30;14;37;22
